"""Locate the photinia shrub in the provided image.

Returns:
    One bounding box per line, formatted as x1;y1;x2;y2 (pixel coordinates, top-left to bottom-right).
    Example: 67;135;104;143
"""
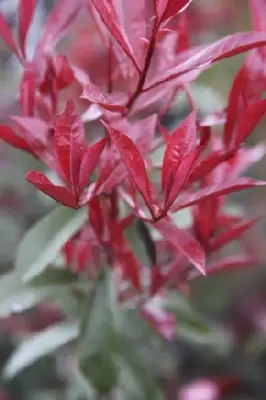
0;0;266;397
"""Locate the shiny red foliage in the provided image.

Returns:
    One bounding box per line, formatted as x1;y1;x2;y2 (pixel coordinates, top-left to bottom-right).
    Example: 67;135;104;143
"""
0;0;266;311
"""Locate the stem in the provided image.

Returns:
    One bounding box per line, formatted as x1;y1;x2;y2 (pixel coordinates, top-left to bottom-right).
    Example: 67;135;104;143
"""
125;22;158;113
107;36;113;94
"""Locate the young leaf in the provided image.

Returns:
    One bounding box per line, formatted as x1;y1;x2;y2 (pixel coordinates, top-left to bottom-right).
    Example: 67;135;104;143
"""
209;218;259;252
156;0;193;23
19;0;37;58
145;32;266;90
0;125;33;153
172;178;266;211
107;125;152;209
78;137;108;191
15;205;87;281
4;321;78;379
26;171;77;208
90;0;140;73
54;99;86;187
35;0;82;58
20;63;36;116
153;217;205;274
81;82;125;112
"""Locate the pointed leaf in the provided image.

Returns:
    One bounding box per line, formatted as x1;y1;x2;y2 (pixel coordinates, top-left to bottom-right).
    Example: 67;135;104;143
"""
145;32;266;90
19;0;37;57
26;171;77;208
35;0;82;58
0;125;32;153
80;268;118;356
209;218;259;252
233;98;266;147
172;178;266;211
55;100;85;188
78;137;108;191
156;0;193;22
20;63;36;116
4;321;78;379
81;82;125;112
15;204;86;280
90;0;140;73
153;218;205;274
107;125;152;208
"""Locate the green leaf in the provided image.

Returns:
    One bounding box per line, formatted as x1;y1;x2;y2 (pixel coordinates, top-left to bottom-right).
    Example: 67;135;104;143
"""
16;206;87;282
0;272;70;317
79;268;118;357
4;321;79;379
80;351;119;394
29;268;79;287
165;293;212;337
117;337;162;400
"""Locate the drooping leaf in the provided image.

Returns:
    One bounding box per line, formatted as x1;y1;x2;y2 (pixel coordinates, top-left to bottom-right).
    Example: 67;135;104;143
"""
153;217;205;274
107;125;152;209
4;321;79;379
15;205;87;281
26;170;77;208
19;0;37;57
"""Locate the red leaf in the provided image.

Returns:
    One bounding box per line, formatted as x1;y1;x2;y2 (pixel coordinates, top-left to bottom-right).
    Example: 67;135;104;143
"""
172;178;266;211
224;66;248;147
20;63;36;116
0;13;22;61
165;150;198;210
78;137;108;192
162;110;196;205
155;0;193;22
232;98;266;147
88;197;104;241
249;0;266;31
54;54;75;90
89;0;140;73
145;32;266;90
0;125;32;153
35;0;82;59
81;82;125;112
26;171;77;208
189;255;255;279
153;217;206;274
19;0;37;58
107;125;152;209
55;100;86;188
209;218;259;252
10;116;49;145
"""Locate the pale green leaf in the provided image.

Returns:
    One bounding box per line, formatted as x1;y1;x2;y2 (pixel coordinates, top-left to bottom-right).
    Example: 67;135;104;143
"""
16;206;87;281
4;321;79;379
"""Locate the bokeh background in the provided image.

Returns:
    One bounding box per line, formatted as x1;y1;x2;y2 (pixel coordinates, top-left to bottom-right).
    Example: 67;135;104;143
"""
1;0;266;399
